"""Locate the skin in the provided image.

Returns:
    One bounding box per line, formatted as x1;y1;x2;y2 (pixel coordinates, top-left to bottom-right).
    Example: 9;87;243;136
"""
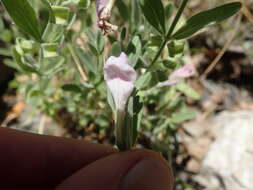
0;127;173;190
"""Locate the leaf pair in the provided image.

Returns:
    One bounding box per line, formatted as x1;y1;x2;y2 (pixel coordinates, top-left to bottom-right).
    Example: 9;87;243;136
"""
139;0;241;40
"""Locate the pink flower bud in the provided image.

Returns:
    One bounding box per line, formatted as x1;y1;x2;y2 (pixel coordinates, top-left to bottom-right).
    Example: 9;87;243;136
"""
155;64;196;89
169;63;195;82
104;52;137;111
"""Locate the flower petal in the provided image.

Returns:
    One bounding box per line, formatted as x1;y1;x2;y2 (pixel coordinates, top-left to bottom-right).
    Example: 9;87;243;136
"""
107;79;134;110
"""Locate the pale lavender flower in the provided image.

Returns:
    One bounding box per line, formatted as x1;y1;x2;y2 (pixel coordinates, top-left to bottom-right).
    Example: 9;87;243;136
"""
104;52;137;111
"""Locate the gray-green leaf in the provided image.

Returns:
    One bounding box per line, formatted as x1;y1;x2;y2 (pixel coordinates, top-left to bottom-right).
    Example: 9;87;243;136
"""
139;0;166;35
1;0;41;41
172;2;242;40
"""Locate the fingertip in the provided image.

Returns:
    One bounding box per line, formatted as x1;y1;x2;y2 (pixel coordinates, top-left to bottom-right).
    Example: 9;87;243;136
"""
119;149;174;190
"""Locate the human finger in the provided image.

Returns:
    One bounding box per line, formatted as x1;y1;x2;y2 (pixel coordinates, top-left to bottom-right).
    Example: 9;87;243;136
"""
0;127;116;189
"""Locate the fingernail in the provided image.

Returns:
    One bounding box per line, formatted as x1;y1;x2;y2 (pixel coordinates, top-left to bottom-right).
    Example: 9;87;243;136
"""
120;158;173;190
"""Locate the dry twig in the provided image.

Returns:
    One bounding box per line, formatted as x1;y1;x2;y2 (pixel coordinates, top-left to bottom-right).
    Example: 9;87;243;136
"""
200;14;242;79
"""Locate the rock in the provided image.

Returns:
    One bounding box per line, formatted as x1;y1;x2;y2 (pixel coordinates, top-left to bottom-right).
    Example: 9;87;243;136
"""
195;111;253;190
180;117;216;172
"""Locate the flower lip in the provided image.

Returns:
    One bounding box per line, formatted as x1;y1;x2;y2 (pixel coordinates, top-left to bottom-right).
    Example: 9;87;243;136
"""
105;65;132;81
104;52;137;83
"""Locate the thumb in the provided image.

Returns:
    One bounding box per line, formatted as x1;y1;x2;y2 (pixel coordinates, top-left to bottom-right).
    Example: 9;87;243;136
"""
55;149;174;190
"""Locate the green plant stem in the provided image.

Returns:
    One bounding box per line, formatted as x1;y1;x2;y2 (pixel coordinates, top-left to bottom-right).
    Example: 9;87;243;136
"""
115;109;127;151
67;44;88;81
38;46;43;73
150;0;188;67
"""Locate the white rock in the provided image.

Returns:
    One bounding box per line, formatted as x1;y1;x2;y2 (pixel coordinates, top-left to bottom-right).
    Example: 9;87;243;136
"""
196;111;253;190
